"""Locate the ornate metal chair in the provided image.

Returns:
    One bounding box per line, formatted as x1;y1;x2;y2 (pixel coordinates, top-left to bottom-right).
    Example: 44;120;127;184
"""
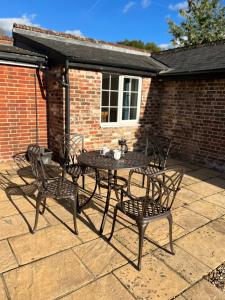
28;144;78;234
130;136;172;189
108;168;184;270
57;134;95;186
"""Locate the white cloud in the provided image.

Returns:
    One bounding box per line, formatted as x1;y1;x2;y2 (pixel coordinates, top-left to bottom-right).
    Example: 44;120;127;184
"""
0;14;39;33
168;1;188;11
141;0;151;8
158;43;173;50
65;29;84;37
123;1;136;13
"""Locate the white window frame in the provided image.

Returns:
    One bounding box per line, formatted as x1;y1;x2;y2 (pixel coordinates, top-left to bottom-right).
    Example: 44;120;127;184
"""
100;73;142;128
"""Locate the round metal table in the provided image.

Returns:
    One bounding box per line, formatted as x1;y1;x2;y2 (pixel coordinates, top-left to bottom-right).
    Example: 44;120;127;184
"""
78;150;149;234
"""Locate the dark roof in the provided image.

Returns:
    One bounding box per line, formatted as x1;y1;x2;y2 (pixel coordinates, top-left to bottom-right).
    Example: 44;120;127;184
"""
0;44;47;64
152;40;225;76
13;29;164;75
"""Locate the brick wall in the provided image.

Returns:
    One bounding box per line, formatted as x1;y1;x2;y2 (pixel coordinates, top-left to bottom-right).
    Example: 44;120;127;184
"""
69;69;158;152
154;78;225;171
0;65;47;161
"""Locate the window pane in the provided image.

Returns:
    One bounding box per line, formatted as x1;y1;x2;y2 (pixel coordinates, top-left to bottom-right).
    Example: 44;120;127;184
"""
101;108;109;122
110;108;118;122
123;78;130;91
102;74;110;90
110;92;118;106
123;92;129;106
131;93;138;106
130;108;137;120
122;108;129;120
102;91;109;106
111;75;119;90
131;79;139;91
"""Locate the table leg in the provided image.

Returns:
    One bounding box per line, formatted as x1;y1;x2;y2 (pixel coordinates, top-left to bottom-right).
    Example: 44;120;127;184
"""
114;170;120;201
99;169;112;235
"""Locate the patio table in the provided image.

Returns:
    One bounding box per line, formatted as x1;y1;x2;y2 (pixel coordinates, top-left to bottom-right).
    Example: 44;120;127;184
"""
77;150;149;234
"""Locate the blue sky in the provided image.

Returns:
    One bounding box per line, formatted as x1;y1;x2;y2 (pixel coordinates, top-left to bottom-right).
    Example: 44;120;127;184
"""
0;1;193;48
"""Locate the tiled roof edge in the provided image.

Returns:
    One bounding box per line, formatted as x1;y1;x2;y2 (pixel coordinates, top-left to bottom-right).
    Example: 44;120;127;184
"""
152;39;225;56
0;35;12;42
13;23;152;56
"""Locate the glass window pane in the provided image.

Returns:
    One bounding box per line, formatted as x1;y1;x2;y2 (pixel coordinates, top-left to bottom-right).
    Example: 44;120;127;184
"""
123;78;130;91
102;74;110;90
101;108;109;122
123;92;129;106
110;92;118;106
110;108;118;122
102;91;109;106
131;93;138;106
131;79;139;91
130;108;137;120
122;108;129;120
111;75;119;90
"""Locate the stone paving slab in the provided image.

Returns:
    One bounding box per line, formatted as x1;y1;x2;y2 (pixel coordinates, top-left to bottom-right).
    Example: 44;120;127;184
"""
154;244;211;284
186;179;224;197
73;237;135;278
208;218;225;236
114;254;189;300
0;240;18;273
176;224;225;269
113;226;156;255
176;187;203;203
204;192;225;208
0;277;7;300
9;224;81;265
0;211;48;240
185;199;225;220
3;249;94;300
185;168;220;182
62;274;135;300
181;279;225;300
145;218;187;245
172;207;210;231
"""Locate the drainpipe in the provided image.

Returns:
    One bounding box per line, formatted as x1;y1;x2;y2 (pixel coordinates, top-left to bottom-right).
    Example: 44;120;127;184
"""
64;59;70;136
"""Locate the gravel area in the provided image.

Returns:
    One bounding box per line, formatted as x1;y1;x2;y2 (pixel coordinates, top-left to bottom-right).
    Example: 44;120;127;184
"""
205;262;225;291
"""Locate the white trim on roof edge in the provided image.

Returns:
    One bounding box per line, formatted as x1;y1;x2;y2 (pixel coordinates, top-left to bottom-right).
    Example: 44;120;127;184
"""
0;60;41;68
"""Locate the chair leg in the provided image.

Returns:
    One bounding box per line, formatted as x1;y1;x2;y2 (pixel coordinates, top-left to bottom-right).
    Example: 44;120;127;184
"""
142;174;145;188
77;191;81;214
33;193;44;234
71;196;78;235
137;222;148;271
167;213;175;255
82;174;85;189
40;198;46;215
108;206;118;241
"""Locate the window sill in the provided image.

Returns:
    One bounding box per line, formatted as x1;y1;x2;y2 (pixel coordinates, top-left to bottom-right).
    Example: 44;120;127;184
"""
100;122;140;128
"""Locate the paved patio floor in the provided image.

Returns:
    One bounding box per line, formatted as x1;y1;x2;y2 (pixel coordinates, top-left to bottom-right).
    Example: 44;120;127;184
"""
0;158;225;299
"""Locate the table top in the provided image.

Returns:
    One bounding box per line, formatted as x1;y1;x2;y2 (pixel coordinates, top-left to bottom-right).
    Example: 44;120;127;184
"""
77;150;149;170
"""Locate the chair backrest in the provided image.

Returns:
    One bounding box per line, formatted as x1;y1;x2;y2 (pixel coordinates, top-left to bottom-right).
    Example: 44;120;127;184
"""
57;134;85;166
145;136;172;169
142;168;184;216
27;144;47;188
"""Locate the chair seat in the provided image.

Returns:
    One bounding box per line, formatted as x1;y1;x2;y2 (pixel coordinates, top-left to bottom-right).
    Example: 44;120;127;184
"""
42;178;77;198
118;197;168;219
66;164;95;178
133;165;162;175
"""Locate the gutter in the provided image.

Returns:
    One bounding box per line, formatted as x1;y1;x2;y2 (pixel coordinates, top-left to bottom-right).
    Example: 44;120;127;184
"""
64;59;70;136
0;60;40;68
